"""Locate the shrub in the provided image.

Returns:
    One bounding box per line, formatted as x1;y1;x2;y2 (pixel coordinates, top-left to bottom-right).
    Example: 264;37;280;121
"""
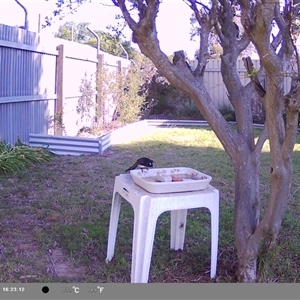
176;100;204;120
0;138;55;174
117;64;145;123
219;104;236;121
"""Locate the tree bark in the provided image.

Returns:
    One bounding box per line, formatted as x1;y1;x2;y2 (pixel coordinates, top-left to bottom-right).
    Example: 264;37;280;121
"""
232;146;261;282
236;162;293;282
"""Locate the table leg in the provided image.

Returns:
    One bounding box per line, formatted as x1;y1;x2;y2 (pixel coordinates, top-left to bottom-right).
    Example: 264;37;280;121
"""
105;192;122;263
131;197;160;283
170;209;188;250
209;196;219;278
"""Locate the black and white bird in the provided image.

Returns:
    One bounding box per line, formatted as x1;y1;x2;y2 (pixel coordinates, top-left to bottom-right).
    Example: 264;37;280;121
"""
125;157;154;172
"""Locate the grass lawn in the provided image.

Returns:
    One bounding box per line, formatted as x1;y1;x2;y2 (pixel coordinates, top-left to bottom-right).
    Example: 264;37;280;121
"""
0;126;300;283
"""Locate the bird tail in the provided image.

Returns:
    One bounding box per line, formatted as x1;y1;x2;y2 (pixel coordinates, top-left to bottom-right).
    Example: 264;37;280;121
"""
125;162;138;172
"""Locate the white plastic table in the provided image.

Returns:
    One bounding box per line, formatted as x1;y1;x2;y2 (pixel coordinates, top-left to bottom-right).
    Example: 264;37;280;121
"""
105;174;219;283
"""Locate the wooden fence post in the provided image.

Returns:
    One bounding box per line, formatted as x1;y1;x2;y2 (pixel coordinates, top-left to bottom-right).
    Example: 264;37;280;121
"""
117;59;123;108
117;60;122;74
55;44;64;135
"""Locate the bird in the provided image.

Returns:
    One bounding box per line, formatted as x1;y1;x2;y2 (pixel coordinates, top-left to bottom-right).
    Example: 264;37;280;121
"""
125;157;154;172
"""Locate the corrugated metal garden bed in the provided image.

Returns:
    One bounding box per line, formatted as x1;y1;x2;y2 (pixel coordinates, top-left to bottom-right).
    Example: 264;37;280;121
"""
29;133;109;156
29;120;150;155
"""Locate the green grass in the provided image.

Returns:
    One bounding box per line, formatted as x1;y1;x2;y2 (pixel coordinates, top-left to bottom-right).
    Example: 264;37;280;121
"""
0;127;299;283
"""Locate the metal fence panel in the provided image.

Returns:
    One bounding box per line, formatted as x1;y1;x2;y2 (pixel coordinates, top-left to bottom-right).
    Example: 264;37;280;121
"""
0;48;56;98
0;24;57;145
0;23;40;45
202;59;291;108
0;98;55;144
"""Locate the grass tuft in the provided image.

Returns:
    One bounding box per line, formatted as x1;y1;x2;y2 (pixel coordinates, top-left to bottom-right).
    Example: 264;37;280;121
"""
0;138;55;174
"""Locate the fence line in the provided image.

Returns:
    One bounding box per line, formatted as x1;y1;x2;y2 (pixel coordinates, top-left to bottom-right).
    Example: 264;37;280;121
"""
0;24;293;146
200;59;291;108
0;24;130;145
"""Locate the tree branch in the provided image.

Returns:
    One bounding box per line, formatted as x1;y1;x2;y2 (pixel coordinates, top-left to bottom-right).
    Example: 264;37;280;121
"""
217;0;249;53
271;31;282;51
116;0;138;33
214;21;225;44
140;0;160;31
254;125;268;155
184;0;211;14
274;1;294;60
242;56;266;98
243;0;281;74
186;0;218;78
282;78;300;158
218;0;240;43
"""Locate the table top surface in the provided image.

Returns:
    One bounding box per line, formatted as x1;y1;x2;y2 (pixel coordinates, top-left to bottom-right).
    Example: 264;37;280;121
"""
116;173;218;197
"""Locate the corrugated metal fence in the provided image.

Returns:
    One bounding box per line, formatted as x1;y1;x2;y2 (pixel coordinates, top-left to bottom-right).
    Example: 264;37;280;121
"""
0;24;57;146
0;24;130;145
201;59;291;108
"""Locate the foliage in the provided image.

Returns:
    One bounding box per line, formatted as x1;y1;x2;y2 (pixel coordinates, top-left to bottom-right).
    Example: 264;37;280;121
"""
54;21;90;42
176;100;204;119
43;0;89;28
145;71;189;115
54;21;136;59
135;54;196;118
96;59;147;125
106;13;128;39
218;104;236;122
87;30;134;59
0;138;55;175
96;63;117;125
48;111;67;135
77;72;96;125
117;64;145;123
49;13;198;122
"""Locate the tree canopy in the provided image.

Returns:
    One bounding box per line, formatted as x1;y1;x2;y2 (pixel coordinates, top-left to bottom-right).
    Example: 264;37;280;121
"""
54;21;136;59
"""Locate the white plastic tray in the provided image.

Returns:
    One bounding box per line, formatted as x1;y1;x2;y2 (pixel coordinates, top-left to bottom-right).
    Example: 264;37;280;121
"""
130;167;212;193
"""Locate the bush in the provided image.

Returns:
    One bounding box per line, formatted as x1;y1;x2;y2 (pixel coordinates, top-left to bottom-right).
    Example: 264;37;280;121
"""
219;104;236;121
0;138;55;174
117;65;145;123
96;60;147;126
176;100;204;120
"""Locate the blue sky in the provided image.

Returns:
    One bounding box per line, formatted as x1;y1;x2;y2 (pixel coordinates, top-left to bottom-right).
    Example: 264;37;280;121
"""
0;0;199;58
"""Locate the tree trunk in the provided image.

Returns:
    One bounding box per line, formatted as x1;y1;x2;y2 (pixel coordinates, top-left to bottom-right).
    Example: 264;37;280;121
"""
112;0;300;283
232;143;261;282
236;163;293;282
232;143;294;282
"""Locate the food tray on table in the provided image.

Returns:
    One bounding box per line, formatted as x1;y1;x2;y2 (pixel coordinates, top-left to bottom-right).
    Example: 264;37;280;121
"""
130;167;212;194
